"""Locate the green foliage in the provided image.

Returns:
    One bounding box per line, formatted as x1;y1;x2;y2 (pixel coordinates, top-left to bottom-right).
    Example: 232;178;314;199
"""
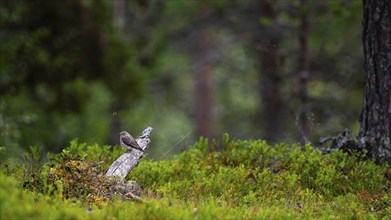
0;0;143;155
130;137;389;218
0;173;97;219
1;137;389;219
0;0;370;161
0;146;6;163
56;139;123;167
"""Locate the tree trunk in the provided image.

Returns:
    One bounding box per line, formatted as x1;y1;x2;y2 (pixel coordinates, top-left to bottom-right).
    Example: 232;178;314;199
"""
258;0;284;143
360;0;391;162
296;0;311;144
193;26;216;139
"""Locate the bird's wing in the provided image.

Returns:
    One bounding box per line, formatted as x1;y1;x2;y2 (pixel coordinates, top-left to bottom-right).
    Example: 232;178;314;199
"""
122;135;144;151
122;135;134;146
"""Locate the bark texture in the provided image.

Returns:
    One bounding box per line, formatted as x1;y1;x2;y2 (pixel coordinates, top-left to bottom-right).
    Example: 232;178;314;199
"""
193;26;216;139
106;127;153;180
360;0;391;162
296;0;311;144
258;0;284;143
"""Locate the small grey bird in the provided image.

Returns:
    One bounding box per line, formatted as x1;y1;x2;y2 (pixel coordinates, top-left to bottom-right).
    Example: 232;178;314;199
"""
119;131;144;152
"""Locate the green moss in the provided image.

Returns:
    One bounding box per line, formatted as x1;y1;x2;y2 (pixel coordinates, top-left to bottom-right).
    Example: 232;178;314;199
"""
131;137;390;218
1;137;389;219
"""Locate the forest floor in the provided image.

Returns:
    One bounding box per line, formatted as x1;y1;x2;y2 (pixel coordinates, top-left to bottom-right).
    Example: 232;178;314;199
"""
1;137;390;219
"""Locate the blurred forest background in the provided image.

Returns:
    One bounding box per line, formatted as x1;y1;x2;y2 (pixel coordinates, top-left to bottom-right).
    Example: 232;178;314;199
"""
1;0;364;160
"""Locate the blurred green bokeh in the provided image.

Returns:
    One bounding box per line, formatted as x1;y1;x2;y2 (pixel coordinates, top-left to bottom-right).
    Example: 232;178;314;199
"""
0;0;364;160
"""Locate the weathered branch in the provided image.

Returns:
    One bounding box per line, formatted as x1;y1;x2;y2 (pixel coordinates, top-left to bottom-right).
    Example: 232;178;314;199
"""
106;127;153;180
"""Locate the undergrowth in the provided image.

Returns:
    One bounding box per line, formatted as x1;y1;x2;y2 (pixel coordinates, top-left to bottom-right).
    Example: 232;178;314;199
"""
1;135;390;219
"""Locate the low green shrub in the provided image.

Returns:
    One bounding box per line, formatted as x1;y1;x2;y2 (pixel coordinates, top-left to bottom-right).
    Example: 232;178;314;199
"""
131;136;390;218
0;136;389;219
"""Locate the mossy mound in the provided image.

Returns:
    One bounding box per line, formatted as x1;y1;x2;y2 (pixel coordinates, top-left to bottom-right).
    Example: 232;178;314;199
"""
22;140;141;207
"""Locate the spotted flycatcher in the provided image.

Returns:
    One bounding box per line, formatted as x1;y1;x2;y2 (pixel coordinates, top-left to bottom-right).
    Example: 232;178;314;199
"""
119;131;144;152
